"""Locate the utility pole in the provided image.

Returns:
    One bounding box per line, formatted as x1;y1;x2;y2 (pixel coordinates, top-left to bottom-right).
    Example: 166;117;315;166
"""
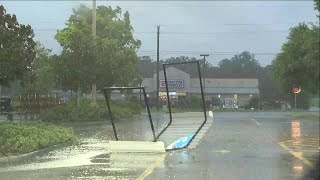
91;0;97;106
156;25;160;110
200;54;209;94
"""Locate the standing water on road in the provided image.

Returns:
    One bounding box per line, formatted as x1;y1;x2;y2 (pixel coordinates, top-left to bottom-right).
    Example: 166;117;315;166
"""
0;113;165;180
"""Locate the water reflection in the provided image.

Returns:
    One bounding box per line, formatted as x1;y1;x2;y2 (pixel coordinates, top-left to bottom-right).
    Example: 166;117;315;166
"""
293;165;303;171
291;120;301;147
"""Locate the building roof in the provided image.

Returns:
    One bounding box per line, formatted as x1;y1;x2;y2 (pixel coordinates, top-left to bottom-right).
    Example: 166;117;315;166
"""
190;87;259;94
155;66;190;78
192;74;258;79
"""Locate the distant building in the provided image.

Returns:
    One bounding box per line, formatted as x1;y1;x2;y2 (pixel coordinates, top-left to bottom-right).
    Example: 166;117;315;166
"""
139;67;259;107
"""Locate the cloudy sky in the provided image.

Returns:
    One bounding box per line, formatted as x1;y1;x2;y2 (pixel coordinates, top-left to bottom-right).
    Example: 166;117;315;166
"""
1;1;318;66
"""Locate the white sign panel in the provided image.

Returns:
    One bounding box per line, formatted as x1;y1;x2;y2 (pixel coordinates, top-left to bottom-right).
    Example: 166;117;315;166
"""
160;80;184;88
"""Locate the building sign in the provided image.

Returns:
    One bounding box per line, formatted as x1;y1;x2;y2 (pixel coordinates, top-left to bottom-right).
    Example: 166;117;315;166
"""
160;80;184;88
234;94;238;99
159;92;186;97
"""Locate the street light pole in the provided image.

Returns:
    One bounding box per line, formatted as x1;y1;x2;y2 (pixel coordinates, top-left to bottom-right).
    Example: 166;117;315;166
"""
156;25;160;110
91;0;97;106
200;54;209;94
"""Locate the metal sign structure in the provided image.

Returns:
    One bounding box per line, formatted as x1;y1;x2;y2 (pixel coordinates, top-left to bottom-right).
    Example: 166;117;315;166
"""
103;61;207;151
156;60;207;150
103;87;156;142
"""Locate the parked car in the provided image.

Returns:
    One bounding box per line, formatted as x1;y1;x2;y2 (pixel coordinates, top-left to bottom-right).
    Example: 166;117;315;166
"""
0;96;13;120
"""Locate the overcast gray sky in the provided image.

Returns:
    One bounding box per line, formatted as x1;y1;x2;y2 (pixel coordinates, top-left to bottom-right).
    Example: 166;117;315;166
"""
1;1;318;66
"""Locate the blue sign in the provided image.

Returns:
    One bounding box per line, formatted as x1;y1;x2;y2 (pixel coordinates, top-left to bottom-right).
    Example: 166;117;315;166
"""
166;134;194;150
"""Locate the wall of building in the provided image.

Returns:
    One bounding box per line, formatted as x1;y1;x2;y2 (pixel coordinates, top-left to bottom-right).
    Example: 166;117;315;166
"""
203;93;254;106
139;67;259;107
154;67;191;94
191;78;259;88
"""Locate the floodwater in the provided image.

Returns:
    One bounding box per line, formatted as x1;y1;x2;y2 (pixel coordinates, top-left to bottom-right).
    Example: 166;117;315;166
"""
147;112;320;180
0;112;319;180
0;112;165;180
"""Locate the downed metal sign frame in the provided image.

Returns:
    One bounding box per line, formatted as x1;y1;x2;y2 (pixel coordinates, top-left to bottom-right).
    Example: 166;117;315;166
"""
102;87;157;142
155;60;207;150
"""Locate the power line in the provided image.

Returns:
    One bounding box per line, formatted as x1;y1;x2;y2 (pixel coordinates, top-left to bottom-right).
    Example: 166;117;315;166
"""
138;50;279;54
138;53;278;56
157;22;317;26
161;31;289;34
134;30;290;36
33;29;290;34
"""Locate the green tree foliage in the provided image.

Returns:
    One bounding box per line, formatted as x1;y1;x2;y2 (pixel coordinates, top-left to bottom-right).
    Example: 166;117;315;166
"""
54;4;141;92
272;23;319;109
249;95;260;109
138;56;156;78
258;65;284;101
24;43;56;92
216;51;261;77
0;5;36;86
315;0;320;13
138;55;209;78
273;23;319;94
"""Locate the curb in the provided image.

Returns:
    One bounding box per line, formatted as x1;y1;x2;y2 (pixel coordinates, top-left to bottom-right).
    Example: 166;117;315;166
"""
0;141;74;164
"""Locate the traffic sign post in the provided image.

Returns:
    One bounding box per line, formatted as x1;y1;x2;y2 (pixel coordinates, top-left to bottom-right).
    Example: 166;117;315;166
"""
295;94;297;110
292;86;301;110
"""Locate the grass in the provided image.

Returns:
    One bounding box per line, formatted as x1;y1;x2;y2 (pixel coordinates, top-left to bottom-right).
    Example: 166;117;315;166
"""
149;107;203;113
310;97;320;107
287;113;319;119
0;122;78;156
149;107;297;113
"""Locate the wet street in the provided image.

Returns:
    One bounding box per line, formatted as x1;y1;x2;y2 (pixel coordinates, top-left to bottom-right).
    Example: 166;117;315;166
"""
0;111;319;180
147;112;320;180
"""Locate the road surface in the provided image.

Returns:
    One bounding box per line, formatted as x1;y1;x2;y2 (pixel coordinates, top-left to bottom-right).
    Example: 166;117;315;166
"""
0;112;319;180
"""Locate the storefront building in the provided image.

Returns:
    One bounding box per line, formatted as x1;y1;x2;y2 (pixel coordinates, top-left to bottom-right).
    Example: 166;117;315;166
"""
140;67;259;107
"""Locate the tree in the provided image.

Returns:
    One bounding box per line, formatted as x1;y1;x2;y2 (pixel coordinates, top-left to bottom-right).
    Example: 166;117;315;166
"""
0;5;36;95
258;65;283;101
55;5;141;105
272;23;319;109
249;95;260;109
217;51;261;77
138;56;156;78
23;43;56;92
163;56;205;77
315;0;320;14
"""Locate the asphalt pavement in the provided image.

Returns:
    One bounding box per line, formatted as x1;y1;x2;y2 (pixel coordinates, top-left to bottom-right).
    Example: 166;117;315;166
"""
146;112;320;180
0;111;319;180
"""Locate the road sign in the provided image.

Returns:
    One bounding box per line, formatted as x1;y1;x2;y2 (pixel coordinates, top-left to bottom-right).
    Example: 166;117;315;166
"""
293;87;301;94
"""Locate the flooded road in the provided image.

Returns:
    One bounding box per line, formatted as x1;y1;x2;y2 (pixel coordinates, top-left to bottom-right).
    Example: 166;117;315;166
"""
0;112;319;180
147;112;319;180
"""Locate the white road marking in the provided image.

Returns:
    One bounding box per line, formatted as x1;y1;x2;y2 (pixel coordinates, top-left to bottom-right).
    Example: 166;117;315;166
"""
251;118;261;126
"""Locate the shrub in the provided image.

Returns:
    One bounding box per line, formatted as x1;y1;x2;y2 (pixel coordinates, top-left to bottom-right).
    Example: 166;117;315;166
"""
190;96;202;108
37;100;141;123
249;96;260;109
0;123;77;156
289;92;310;110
